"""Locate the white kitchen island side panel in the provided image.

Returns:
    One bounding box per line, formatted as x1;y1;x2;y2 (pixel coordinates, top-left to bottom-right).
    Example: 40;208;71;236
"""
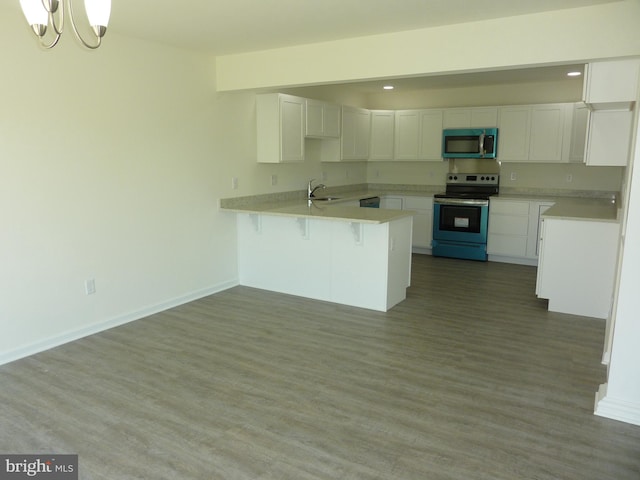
536;217;620;319
236;213;412;311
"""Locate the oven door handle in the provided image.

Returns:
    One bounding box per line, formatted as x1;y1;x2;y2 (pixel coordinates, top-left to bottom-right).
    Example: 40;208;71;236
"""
434;197;489;206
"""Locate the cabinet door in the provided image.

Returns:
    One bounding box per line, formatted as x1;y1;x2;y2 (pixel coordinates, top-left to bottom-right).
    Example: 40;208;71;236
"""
394;110;421;160
443;107;497;128
323;103;341;138
342;106;370;160
280;96;305;162
354;108;371;159
306;100;340;138
569;103;589;163
584;59;640;105
380;196;403;209
419;110;444;160
487;199;530;258
256;93;304;163
498;106;531;162
305;99;324;137
370;110;395;161
403;196;433;249
529;104;567;162
586;109;634;166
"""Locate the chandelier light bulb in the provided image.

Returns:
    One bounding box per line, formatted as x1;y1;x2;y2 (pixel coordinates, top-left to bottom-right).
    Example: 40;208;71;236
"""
19;0;48;27
19;0;111;49
84;0;111;27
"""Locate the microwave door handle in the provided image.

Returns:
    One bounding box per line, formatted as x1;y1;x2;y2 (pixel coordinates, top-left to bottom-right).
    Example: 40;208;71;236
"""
479;132;485;158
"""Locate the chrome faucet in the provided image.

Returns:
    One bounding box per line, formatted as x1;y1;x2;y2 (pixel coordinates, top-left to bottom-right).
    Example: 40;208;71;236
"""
307;179;326;198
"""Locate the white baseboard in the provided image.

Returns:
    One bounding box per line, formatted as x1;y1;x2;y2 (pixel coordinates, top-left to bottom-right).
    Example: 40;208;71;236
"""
488;254;538;266
0;279;239;367
594;383;640;427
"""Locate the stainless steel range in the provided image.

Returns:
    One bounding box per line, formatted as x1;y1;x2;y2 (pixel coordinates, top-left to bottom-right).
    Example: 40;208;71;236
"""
432;173;499;261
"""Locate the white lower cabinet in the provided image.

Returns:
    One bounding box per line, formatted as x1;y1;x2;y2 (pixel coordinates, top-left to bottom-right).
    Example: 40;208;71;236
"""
536;216;620;319
488;198;554;265
381;195;433;252
402;196;433;251
380;196;403;210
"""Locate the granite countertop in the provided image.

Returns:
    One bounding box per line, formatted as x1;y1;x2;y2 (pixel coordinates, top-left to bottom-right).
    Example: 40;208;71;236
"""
220;184;620;223
541;197;619;222
494;194;619;222
220;189;414;224
232;202;415;224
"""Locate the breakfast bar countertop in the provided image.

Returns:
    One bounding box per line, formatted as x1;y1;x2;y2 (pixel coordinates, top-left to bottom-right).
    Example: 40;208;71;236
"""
220;198;415;224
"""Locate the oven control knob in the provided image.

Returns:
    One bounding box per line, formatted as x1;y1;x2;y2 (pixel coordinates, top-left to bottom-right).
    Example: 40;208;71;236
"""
481;176;485;180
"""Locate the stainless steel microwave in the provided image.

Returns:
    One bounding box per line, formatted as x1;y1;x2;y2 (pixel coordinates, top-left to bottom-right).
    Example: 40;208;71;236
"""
442;128;498;159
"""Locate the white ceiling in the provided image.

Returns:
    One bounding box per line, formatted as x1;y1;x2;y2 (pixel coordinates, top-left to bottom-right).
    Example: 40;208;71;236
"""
3;0;621;55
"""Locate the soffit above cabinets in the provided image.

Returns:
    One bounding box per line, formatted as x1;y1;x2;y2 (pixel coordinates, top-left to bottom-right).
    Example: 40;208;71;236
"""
0;1;620;55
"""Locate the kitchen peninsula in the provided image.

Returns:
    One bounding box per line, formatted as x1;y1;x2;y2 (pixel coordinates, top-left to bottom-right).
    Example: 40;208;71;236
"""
221;194;414;311
221;194;413;312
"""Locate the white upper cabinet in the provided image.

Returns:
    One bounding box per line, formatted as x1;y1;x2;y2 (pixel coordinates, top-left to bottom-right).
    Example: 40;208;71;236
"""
419;110;444;160
394;110;421;160
369;110;395;161
529;104;571;162
497;106;531;161
394;109;443;161
257;93;305;163
305;99;340;138
569;103;589;163
498;103;572;163
581;59;639;167
585;109;634;166
341;106;370;161
583;59;640;108
443;107;498;128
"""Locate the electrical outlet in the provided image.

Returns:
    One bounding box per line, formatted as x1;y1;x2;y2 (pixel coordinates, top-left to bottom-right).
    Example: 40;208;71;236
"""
271;174;278;186
85;278;96;295
510;172;517;181
566;174;573;183
321;172;328;182
231;177;238;190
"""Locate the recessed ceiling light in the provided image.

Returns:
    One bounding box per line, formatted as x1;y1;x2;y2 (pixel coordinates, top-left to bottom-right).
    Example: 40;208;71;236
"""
567;71;582;77
383;85;394;90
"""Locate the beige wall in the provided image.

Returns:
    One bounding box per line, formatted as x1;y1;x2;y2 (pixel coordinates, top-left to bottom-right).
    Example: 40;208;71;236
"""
0;15;250;361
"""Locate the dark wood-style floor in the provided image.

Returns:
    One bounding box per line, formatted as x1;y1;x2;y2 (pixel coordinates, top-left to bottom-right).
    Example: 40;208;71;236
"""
1;255;639;479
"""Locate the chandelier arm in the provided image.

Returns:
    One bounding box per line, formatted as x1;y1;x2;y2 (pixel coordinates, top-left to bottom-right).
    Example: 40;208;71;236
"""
45;0;64;35
39;31;62;49
67;0;102;49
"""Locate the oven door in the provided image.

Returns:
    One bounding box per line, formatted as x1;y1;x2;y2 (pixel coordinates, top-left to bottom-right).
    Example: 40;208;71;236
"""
433;198;489;244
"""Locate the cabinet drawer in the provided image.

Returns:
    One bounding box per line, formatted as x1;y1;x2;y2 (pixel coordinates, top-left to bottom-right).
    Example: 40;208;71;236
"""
404;196;433;210
489;215;529;235
490;200;530;215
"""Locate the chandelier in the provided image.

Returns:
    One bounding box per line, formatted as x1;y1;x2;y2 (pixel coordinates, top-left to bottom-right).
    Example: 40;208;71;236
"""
19;0;111;49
